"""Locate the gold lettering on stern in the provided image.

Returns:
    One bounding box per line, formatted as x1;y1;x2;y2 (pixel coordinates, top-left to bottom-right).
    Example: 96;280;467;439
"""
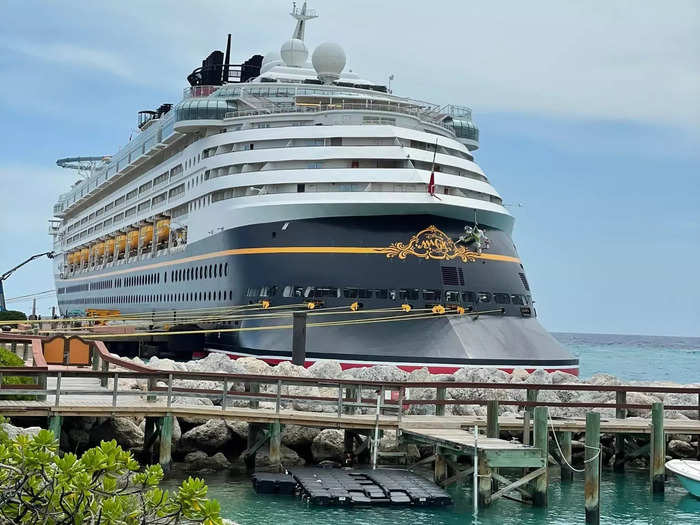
374;225;478;262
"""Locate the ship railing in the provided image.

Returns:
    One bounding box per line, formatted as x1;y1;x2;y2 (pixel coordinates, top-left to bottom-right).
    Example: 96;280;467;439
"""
224;102;454;131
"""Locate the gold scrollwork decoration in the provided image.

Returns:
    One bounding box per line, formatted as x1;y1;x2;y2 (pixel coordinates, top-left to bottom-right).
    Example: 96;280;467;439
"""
374;225;478;263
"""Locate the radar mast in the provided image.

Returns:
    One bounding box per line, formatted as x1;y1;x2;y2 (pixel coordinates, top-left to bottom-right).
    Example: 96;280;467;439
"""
290;1;317;40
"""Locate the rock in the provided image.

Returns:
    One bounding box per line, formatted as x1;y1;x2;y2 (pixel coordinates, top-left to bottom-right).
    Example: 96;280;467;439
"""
524;369;552;385
1;423;41;440
281;425;321;450
91;418;144;450
668;439;695;458
308;360;342;379
353;365;408;383
226;421;249;442
586;373;622;387
510;369;529;382
180;419;232;453
148;357;188;372
256;444;305;467
184;450;232;471
190;353;247;375
236;357;271;375
550;371;580;385
311;429;344;462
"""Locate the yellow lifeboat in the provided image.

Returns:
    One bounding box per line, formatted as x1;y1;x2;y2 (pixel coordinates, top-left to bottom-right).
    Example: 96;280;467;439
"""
66;253;73;265
116;234;126;255
105;238;115;256
93;242;105;258
80;248;89;265
127;230;139;251
156;219;170;243
140;225;153;247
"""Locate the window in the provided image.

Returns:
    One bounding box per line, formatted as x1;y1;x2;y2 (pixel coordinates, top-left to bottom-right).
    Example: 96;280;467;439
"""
422;289;441;301
398;289;419;300
494;293;511;304
478;292;492;303
511;294;525;305
343;288;358;299
125;189;138;201
462;291;477;303
372;289;388;299
297;183;305;193
445;291;460;303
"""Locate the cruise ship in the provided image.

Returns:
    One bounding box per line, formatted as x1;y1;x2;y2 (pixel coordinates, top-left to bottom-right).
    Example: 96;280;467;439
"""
51;3;578;374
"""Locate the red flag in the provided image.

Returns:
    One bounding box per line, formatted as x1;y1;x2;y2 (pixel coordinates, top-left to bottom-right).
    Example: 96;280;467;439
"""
428;171;435;195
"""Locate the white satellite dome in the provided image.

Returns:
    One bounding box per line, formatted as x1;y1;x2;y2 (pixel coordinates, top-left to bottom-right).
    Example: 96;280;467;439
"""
280;38;308;68
312;42;346;83
261;49;283;73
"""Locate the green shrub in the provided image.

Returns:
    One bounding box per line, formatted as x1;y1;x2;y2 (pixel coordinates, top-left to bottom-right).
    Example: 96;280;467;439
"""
0;346;34;400
0;430;223;524
0;310;26;321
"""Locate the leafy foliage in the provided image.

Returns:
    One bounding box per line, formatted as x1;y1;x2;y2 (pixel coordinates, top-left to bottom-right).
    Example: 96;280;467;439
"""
0;346;34;400
0;310;26;322
0;429;223;524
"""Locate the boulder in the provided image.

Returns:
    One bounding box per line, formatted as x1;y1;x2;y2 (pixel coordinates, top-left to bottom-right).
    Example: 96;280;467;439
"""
550;371;580;385
311;429;344;462
1;423;41;441
184;450;232;471
281;425;321;451
226;421;249;442
353;365;408;383
586;373;622;387
92;418;144;450
510;369;529;382
189;353;248;375
308;360;342;379
668;439;695;458
256;444;305;467
237;357;271;375
524;369;553;385
148;357;188;372
180;419;232;453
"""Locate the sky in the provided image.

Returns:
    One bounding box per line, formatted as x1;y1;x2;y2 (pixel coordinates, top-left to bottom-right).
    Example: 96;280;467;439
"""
0;0;698;336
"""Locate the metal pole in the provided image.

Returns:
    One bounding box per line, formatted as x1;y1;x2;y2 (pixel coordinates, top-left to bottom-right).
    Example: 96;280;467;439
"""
372;389;381;470
473;425;478;516
292;311;307;366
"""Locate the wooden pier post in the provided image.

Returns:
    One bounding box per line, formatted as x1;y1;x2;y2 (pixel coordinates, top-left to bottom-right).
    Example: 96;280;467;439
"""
486;400;499;439
436;387;446;416
584;411;601;525
558;431;574;482
269;419;281;472
533;406;548;507
434;448;448;484
650;402;665;493
48;415;62;441
245;423;264;473
159;415;173;474
477;451;492;506
292;311;307;366
614;391;627;472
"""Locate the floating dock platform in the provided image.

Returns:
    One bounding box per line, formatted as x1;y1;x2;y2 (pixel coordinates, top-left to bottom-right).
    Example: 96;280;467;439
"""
252;467;452;507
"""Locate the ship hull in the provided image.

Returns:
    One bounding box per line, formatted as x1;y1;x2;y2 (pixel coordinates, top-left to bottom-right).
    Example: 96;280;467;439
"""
56;214;578;374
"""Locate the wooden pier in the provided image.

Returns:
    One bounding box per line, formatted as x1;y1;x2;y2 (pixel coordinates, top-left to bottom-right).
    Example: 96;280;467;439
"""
0;334;699;523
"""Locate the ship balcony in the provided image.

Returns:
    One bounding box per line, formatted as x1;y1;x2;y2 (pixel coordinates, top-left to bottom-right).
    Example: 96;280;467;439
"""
53;203;65;217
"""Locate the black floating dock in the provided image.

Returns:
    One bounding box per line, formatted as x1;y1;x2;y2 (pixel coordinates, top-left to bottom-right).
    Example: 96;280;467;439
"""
257;467;453;507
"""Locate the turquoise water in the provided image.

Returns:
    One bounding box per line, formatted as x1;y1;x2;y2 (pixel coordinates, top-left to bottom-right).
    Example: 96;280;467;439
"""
165;333;700;523
163;468;700;524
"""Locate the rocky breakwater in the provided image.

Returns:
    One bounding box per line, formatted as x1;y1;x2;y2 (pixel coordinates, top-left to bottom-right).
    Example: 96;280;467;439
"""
17;353;698;473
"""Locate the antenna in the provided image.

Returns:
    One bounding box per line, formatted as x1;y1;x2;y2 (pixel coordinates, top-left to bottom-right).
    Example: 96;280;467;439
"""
290;1;318;40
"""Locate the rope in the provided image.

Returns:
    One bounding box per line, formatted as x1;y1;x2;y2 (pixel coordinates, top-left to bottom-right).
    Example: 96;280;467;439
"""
547;407;600;473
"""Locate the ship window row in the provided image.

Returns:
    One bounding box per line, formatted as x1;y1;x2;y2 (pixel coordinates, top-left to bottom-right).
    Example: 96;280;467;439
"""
203;157;485;182
58;289;236;307
208;182;501;204
171;263;229;282
58;290;532;308
203;135;473;164
64;163;183;236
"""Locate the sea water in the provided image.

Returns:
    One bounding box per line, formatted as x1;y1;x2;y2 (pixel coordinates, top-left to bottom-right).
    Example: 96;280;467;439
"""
164;333;700;524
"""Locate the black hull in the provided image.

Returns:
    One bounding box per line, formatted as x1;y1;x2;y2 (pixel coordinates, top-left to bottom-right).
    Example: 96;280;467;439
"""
56;215;578;374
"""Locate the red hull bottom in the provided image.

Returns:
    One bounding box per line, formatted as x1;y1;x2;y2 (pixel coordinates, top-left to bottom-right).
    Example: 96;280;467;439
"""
201;350;579;377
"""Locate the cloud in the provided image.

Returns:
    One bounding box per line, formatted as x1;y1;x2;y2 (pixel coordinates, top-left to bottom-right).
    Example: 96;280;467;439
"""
7;41;135;82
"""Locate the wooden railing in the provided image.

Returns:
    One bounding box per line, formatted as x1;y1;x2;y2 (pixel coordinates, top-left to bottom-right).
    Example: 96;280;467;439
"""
0;365;696;420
